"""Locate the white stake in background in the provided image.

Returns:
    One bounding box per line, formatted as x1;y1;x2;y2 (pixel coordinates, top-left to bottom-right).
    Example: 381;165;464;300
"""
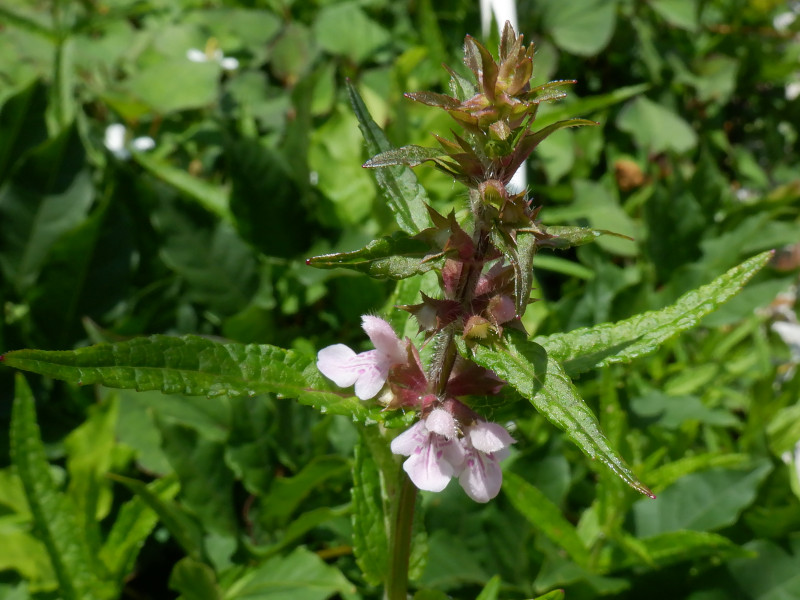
479;0;527;194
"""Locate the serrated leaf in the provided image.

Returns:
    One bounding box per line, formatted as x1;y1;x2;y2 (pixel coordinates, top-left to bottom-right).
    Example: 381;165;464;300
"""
307;232;438;279
346;80;432;234
537;251;772;375
10;375;112;600
101;477;180;583
109;474;205;561
363;145;447;168
0;335;407;426
503;472;591;566
351;431;391;585
466;333;652;496
536;225;633;249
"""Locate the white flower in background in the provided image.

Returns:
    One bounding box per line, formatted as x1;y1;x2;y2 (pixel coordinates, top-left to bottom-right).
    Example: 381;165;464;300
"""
774;11;797;32
187;47;239;71
772;320;800;363
104;123;155;160
479;0;526;194
786;79;800;102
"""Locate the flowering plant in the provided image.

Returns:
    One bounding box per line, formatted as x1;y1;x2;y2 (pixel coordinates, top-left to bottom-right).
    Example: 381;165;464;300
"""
0;20;776;600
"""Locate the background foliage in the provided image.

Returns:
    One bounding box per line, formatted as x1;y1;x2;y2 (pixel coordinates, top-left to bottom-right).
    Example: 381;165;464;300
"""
1;0;799;598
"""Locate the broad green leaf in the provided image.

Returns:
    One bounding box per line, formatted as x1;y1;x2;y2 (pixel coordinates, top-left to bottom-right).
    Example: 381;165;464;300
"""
109;474;205;561
541;0;618;56
0;334;407;426
650;0;698;31
632;461;773;537
728;537;800;600
0;521;56;591
346;80;432;234
223;546;357;600
312;3;390;64
10;375;111;600
101;477;180;583
250;506;350;559
224;395;275;496
307;232;439;279
502;472;591;566
351;430;391;585
259;455;350;529
537;251;772;375
169;557;221;600
0;5;57;41
0;78;48;183
157;421;237;536
465;332;652;496
616;95;697;153
0;124;94;294
134;152;231;223
125;60;221;114
622;530;752;569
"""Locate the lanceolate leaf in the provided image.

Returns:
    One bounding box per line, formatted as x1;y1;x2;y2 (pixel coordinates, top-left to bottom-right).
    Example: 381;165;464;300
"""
502;472;591;566
536;251;772;375
363;145;446;168
307;232;440;279
0;335;407;427
466;333;653;496
10;375;112;600
535;225;633;250
346;80;432;234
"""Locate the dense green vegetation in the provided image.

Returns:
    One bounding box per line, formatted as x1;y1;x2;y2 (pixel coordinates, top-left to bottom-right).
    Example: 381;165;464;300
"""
1;1;799;599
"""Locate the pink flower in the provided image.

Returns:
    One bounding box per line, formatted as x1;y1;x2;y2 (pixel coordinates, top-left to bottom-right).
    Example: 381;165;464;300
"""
317;316;407;400
390;409;466;492
458;420;515;503
391;410;515;502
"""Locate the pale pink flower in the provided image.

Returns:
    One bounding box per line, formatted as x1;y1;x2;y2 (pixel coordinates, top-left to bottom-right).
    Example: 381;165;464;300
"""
317;316;407;400
458;421;515;503
390;409;465;492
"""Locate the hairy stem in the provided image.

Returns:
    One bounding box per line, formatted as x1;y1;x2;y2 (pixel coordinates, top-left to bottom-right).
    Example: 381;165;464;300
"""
385;473;418;600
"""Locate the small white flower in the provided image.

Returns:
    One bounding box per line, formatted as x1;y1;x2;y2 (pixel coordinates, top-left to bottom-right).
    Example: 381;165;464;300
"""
104;124;155;160
186;47;239;71
774;12;797;32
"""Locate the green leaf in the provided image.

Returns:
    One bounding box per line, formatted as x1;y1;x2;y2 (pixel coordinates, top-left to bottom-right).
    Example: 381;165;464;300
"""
109;474;206;561
169;557;222;600
624;530;752;569
475;575;502;600
502;472;591;566
537;225;633;250
101;477;180;583
1;335;402;425
534;83;649;129
259;455;350;529
541;0;618;56
10;375;112;600
616;95;697;153
363;145;447;168
533;592;566;600
223;546;357;600
645;453;750;494
632;460;772;537
125;60;221;114
650;0;698;31
728;537;800;600
134;152;231;223
346;80;432;234
157;421;238;536
307;232;438;279
0;78;48;183
351;427;398;586
312;3;390;64
0;123;94;294
514;230;538;315
465;332;652;496
537;251;772;375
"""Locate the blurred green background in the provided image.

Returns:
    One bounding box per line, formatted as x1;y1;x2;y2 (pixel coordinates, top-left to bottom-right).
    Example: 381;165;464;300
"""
1;0;799;598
